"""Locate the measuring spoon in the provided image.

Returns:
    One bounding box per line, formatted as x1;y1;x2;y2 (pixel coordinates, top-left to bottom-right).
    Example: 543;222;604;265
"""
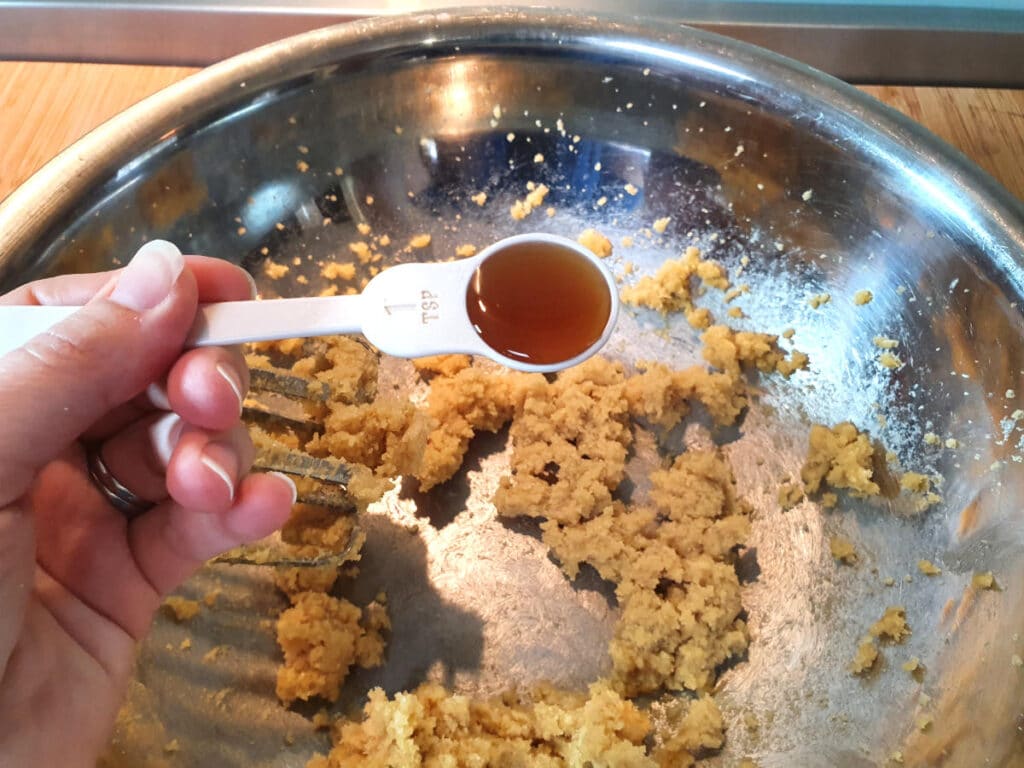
0;233;619;373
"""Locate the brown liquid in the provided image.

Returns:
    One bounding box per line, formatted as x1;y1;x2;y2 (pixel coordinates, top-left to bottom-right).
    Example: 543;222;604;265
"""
465;240;612;365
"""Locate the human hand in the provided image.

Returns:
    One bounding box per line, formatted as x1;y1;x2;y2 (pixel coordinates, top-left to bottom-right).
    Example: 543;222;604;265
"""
0;241;296;766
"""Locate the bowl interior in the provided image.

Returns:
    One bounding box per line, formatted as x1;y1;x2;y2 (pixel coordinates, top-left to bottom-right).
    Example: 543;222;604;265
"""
4;12;1024;768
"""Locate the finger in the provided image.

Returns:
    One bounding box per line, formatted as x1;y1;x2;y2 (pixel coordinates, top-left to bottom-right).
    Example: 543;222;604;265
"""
0;254;257;307
81;385;167;443
0;271;112;307
166;346;249;431
128;472;297;598
0;505;34;674
99;412;184;503
3;255;256;444
28;449;162;645
82;363;211;441
82;341;248;442
165;423;256;514
100;416;252;506
185;256;257;302
0;241;196;506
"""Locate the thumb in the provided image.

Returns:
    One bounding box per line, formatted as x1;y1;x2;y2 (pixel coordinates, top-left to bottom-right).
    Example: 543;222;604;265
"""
0;241;198;505
0;506;33;678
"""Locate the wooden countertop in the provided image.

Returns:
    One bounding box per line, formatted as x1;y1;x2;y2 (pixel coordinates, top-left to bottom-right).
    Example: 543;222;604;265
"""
1;62;1023;205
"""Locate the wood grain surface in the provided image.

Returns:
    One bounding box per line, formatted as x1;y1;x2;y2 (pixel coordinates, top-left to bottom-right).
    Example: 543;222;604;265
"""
860;85;1024;203
0;62;197;202
1;62;1022;204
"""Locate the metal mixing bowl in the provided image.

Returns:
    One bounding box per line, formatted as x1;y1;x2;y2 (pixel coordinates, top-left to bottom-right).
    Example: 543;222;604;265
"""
2;9;1024;767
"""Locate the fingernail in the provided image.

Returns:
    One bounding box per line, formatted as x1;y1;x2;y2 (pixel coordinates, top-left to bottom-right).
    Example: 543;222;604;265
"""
201;449;236;502
243;269;259;300
110;240;185;311
146;381;171;411
269;471;298;506
215;362;245;416
148;412;182;468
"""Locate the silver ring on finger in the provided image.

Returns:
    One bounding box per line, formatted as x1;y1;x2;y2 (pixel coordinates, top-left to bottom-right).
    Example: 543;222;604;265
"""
85;442;156;519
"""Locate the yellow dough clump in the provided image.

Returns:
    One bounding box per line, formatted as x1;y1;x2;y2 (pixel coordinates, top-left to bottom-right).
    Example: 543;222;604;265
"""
412;354;472;378
900;471;931;493
829;535;858;565
625;361;748;428
307;400;431;490
321;261;356;281
701;325;808;379
972;571;996;589
621;246;729;322
510;182;550;220
578;228;614;257
276;592;390;705
494;357;631;526
309;682;724;768
869;605;911;643
162;596;200;622
801;422;882;497
801;422;939;513
851;636;879;675
601;454;750;695
493;357;753;697
416;366;534;491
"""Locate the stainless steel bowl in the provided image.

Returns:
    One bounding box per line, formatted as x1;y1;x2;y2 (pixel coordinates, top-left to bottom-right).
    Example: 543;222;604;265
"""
3;9;1024;768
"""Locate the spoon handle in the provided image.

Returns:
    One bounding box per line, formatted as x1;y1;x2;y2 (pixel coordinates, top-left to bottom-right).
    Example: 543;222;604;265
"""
0;295;366;358
187;296;365;346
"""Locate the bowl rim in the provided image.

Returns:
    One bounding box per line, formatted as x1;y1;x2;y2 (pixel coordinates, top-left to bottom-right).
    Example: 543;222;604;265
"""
1;6;1022;283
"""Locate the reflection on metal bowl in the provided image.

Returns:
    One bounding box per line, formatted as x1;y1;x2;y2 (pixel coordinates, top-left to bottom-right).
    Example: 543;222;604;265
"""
1;10;1023;768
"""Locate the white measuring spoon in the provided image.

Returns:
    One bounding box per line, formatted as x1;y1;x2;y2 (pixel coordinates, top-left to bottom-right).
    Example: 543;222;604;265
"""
0;234;619;373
